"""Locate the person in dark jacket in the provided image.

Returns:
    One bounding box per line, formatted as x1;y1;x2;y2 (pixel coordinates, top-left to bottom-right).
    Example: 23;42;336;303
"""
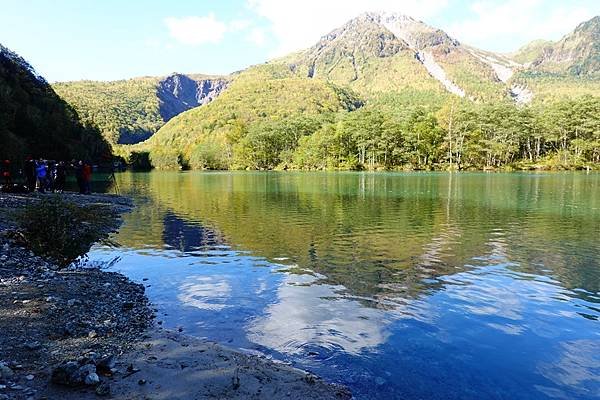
55;161;66;193
1;160;11;185
74;160;85;194
24;157;36;192
47;161;57;192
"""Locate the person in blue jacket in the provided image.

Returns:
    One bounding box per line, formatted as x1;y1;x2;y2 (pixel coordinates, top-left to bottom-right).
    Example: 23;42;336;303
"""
35;160;47;193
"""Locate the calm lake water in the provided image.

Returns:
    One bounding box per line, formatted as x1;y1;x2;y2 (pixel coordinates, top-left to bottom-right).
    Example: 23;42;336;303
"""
88;171;600;400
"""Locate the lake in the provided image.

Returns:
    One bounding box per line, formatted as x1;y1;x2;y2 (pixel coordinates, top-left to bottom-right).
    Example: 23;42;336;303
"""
88;171;600;400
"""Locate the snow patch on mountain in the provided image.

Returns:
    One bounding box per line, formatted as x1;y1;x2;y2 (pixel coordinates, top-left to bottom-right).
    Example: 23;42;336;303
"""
510;85;534;104
378;13;423;49
468;50;515;83
375;13;466;97
416;51;465;97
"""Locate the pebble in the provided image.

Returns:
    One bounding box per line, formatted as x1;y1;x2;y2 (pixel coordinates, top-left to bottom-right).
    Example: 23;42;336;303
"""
96;355;116;374
95;382;110;396
24;342;41;350
25;374;34;381
84;372;100;385
67;299;82;307
0;363;14;379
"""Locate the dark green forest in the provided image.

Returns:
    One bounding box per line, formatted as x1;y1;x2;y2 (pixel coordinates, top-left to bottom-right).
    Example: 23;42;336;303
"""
0;45;109;164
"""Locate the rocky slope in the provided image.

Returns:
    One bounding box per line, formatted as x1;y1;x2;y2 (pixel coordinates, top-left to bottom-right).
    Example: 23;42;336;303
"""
529;16;599;75
156;73;228;121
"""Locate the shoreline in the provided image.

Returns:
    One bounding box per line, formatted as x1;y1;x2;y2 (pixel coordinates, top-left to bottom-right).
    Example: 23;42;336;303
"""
0;192;351;400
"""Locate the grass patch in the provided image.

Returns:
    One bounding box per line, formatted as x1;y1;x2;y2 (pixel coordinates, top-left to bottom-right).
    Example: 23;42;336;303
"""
16;196;119;267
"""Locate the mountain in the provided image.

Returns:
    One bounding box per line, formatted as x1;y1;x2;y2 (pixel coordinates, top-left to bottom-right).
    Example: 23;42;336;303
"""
505;16;600;102
530;16;599;76
277;12;517;102
0;44;109;162
142;64;361;169
53;73;228;145
508;39;554;66
277;13;446;97
138;13;600;172
52;12;599;153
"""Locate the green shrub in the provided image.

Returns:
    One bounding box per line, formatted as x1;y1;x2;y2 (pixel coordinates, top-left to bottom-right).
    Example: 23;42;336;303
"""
17;196;119;267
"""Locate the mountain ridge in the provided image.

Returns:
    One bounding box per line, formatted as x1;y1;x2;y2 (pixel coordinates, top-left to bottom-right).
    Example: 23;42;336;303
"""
277;12;524;101
51;12;600;149
529;15;599;75
53;73;229;145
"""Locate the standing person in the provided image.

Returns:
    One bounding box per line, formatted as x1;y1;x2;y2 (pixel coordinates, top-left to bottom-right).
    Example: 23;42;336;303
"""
82;161;93;195
24;157;36;192
1;160;11;186
48;161;57;192
35;160;47;193
74;160;85;194
55;161;66;193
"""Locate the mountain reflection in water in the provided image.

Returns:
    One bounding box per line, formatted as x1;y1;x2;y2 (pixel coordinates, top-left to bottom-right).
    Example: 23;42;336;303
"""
89;171;600;400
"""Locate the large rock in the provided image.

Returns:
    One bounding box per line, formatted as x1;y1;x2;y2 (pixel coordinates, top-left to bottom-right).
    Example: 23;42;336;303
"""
51;361;98;387
0;362;14;380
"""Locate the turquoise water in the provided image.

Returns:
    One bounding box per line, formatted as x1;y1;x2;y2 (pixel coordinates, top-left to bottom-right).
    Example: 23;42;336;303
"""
88;171;600;399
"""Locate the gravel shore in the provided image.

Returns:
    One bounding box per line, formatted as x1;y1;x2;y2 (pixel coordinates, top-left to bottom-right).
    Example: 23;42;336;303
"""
0;192;351;400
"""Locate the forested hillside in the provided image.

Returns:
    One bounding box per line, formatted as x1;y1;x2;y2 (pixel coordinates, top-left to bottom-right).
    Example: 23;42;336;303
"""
136;13;599;171
141;64;362;170
143;83;599;171
53;74;228;145
0;44;109;162
8;12;597;172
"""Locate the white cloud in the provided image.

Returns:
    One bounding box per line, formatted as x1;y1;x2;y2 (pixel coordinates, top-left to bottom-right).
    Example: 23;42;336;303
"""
446;0;597;52
229;19;252;32
247;27;267;46
165;14;228;45
246;0;449;55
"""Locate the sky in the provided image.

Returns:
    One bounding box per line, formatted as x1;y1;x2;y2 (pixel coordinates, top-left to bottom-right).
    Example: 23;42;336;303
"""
1;0;598;82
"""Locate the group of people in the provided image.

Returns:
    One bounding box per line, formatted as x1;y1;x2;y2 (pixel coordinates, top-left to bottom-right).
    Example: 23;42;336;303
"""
1;158;94;194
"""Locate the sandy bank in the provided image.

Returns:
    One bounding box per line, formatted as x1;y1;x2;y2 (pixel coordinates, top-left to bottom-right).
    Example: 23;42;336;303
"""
0;192;351;399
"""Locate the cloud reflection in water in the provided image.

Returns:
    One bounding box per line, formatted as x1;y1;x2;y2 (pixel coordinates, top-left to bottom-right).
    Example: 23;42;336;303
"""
247;273;392;356
178;276;232;311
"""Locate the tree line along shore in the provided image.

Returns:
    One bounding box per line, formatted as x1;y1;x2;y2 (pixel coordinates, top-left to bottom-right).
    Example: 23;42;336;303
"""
134;94;600;172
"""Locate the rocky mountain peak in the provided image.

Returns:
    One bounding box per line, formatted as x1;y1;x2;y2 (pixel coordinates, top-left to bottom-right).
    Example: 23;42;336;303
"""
365;12;460;50
156;74;228;121
531;15;599;75
314;12;410;51
574;15;600;34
